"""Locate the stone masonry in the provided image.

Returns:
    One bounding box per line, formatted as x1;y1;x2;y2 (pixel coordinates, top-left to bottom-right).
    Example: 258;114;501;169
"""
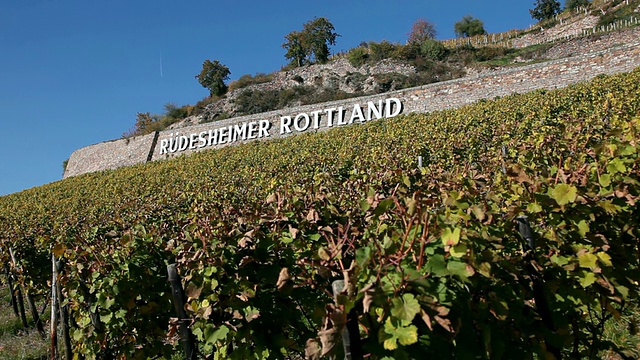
63;27;640;179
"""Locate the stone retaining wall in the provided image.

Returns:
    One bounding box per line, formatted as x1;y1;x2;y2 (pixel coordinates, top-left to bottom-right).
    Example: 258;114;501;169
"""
64;133;157;178
63;30;640;178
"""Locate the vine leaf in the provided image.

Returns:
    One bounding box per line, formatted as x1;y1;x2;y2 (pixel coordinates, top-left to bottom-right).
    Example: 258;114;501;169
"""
391;293;421;322
381;318;418;350
441;227;461;246
549;184;577;205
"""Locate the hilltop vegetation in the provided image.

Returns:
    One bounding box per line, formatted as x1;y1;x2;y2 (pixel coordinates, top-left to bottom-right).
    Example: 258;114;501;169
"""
122;0;640;138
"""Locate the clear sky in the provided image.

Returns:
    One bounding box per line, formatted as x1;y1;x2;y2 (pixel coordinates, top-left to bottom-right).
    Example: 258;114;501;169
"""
0;0;543;196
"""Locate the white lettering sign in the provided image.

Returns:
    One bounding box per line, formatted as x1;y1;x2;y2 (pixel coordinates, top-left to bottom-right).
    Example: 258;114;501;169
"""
159;97;403;155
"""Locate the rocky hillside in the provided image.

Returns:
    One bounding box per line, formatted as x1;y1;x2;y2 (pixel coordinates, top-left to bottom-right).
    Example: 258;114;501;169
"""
169;0;640;130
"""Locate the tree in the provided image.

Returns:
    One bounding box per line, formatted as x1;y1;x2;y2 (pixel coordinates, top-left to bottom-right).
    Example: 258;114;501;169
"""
407;18;437;44
283;30;307;67
196;59;231;97
529;0;561;21
283;17;339;67
302;17;339;64
565;0;590;10
124;112;160;137
454;16;487;38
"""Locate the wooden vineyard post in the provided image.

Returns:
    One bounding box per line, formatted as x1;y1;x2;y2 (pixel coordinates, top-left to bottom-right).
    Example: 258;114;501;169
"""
3;264;20;318
8;248;28;329
26;292;46;339
55;260;73;360
516;216;562;360
51;254;59;360
332;280;363;360
9;247;45;338
167;264;197;360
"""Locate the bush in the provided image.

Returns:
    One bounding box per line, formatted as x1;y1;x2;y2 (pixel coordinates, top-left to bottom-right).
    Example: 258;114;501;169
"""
190;95;222;117
347;47;369;67
164;102;189;120
473;46;510;62
420;39;449;61
228;73;274;92
393;43;421;61
233;89;280;115
369;40;398;62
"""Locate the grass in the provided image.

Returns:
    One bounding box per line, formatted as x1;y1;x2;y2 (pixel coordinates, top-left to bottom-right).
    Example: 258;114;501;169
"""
0;285;48;360
601;304;640;359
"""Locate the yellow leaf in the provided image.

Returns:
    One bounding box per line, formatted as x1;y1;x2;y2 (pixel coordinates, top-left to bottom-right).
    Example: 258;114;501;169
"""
441;227;461;246
597;252;612;267
578;253;598;270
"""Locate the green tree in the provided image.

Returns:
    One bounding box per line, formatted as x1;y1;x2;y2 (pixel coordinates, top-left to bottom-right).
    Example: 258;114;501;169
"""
565;0;590;10
454;15;487;38
283;30;307;67
283;17;339;67
407;18;437;44
302;17;339;63
196;59;231;97
529;0;561;21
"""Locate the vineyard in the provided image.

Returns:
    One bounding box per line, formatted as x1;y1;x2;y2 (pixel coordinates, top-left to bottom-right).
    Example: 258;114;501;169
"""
1;67;640;359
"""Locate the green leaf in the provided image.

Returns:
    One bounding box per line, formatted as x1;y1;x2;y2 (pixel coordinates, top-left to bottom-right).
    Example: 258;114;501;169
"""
578;253;598;270
382;318;418;350
447;261;472;280
396;324;419;346
607;158;626;174
356;247;371;267
577;220;590;237
599;200;621;214
100;312;113;323
205;325;229;344
318;247;331;261
579;271;597;288
616;285;629;298
549;184;578;206
478;262;492;277
527;202;543;213
426;254;448;277
471;205;485;221
391;294;421;322
599;173;611;187
551;254;569;266
441;227;461;246
360;199;371;212
374;199;394;216
597;252;612;267
450;243;467;258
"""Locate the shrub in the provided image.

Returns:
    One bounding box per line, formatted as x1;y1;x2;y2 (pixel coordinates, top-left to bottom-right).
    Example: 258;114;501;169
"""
233;89;280;115
420;39;449;61
228;73;274;92
393;43;421;61
473;46;510;62
369;40;398;62
347;47;369;67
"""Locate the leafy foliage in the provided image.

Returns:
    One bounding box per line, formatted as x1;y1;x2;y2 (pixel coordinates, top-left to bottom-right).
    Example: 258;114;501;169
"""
196;59;231;97
123;103;193;137
283;17;339;67
407;18;437;44
454;15;487;38
1;68;640;359
565;0;591;10
530;0;562;21
228;73;274;92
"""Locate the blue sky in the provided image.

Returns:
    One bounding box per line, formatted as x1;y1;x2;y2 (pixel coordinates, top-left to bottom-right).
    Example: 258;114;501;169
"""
0;0;542;196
